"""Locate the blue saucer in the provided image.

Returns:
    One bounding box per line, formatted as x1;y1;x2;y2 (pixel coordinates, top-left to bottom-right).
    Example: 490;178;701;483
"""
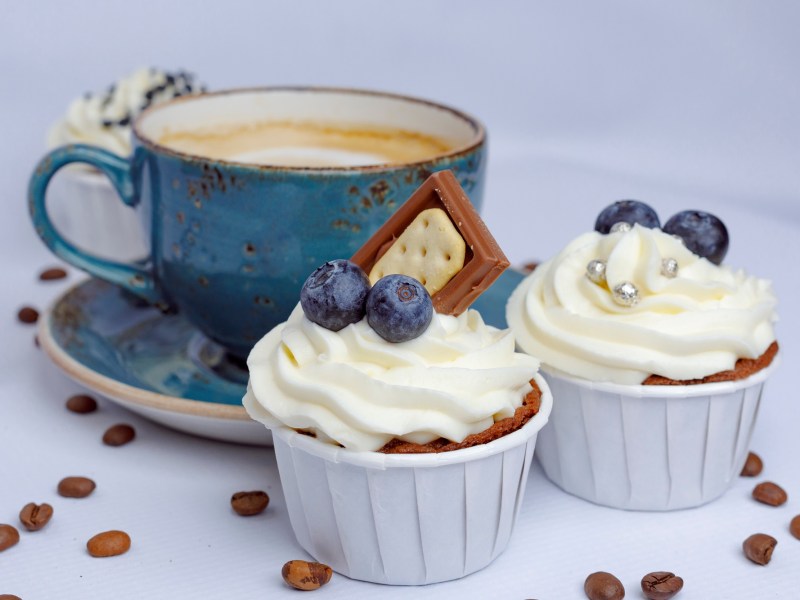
39;270;525;445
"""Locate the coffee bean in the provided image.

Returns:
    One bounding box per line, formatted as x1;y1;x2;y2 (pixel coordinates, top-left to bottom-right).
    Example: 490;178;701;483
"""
66;394;98;414
19;503;53;532
17;306;39;324
0;594;23;600
641;571;683;600
87;530;131;557
39;267;68;281
752;481;787;506
0;525;20;552
103;424;135;446
790;515;800;540
231;491;269;516
58;476;96;498
282;560;332;591
584;571;624;600
740;451;763;477
743;533;777;565
522;261;540;273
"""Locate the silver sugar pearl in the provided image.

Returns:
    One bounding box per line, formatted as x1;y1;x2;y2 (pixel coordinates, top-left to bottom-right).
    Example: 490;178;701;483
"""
612;281;640;307
610;222;632;233
586;259;607;284
661;257;679;278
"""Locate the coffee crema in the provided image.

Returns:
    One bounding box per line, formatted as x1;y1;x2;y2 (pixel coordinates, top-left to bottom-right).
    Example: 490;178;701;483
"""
156;120;456;167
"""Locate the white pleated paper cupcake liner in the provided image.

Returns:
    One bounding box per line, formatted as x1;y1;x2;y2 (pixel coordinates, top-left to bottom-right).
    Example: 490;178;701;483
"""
270;373;552;585
47;168;148;262
536;359;778;511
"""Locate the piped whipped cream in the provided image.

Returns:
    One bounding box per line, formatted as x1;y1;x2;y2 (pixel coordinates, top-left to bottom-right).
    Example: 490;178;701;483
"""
244;305;539;452
507;225;777;385
47;67;202;156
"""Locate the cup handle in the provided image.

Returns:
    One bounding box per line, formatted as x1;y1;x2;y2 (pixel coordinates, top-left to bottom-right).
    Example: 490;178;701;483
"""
28;144;170;308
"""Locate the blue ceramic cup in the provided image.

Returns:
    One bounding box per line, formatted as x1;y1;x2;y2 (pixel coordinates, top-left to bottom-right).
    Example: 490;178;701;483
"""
29;87;486;358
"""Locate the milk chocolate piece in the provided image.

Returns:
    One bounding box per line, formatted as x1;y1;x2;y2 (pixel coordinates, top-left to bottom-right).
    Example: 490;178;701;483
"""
351;170;508;315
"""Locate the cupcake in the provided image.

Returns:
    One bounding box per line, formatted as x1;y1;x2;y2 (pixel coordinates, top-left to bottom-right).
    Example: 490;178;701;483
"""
507;201;778;510
244;172;552;584
45;68;203;261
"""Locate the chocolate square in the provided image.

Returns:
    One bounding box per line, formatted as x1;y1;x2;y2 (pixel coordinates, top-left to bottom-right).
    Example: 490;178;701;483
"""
351;170;509;315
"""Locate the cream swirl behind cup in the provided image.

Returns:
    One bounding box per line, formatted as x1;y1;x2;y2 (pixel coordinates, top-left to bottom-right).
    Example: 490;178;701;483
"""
48;68;202;156
507;225;777;385
244;305;539;452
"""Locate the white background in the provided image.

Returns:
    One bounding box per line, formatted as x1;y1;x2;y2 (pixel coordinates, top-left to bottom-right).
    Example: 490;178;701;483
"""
1;1;799;598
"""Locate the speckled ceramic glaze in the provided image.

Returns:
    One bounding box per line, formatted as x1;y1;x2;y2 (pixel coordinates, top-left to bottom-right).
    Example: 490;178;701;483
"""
37;271;523;445
29;88;486;358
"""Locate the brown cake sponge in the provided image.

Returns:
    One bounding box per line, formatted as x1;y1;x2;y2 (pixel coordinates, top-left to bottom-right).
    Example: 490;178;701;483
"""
379;379;543;454
643;341;778;386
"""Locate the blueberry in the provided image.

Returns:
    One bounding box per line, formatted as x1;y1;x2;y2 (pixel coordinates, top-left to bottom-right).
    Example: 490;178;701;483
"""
300;260;370;331
366;275;433;343
663;210;729;265
595;200;660;233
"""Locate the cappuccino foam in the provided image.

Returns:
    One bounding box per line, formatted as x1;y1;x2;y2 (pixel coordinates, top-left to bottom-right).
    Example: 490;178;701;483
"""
157;120;456;167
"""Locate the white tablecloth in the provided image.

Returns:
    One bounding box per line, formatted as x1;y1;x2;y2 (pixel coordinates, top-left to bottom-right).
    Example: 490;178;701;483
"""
2;2;799;598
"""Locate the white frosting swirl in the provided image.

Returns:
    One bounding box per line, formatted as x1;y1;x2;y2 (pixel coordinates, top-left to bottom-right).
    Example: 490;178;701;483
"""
507;225;777;385
47;67;201;156
244;305;539;452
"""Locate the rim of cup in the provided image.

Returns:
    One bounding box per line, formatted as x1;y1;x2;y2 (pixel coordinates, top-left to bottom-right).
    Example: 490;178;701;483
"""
132;86;486;172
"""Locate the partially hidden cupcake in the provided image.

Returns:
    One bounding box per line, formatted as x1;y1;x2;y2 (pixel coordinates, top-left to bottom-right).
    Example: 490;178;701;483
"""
244;171;552;584
507;200;778;510
46;67;203;261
